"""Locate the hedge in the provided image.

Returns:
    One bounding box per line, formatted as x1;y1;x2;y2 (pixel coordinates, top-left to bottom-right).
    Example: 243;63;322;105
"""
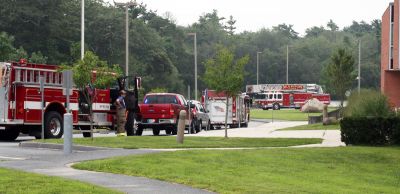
340;117;400;146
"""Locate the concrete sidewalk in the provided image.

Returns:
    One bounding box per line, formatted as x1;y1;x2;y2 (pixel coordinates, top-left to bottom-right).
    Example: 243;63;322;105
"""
189;121;345;147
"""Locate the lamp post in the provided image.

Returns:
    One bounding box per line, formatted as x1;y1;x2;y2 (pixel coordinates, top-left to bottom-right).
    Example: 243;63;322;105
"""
357;40;361;94
257;51;262;85
81;0;84;59
286;45;289;84
114;0;137;80
188;33;198;100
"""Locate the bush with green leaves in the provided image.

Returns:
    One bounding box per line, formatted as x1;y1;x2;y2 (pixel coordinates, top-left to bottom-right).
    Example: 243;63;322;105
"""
344;89;394;118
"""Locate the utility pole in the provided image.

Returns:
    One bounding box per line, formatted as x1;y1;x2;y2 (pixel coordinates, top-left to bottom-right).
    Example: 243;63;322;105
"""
358;40;361;94
188;33;198;100
286;45;289;84
81;0;85;59
257;51;262;85
114;0;137;86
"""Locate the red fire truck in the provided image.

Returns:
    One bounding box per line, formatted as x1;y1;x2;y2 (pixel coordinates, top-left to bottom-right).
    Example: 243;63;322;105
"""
0;60;122;141
246;84;331;110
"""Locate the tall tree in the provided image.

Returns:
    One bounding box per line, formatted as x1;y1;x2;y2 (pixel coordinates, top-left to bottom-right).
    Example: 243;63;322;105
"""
225;15;237;36
327;19;339;31
325;48;356;106
67;51;122;137
203;46;249;138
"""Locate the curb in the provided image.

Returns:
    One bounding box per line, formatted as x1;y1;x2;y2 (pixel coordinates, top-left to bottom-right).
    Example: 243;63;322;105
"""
19;142;113;151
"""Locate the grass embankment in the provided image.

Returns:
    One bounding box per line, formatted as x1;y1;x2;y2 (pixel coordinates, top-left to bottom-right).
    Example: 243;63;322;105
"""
74;147;400;194
278;123;340;131
251;109;322;121
43;136;322;149
0;167;120;194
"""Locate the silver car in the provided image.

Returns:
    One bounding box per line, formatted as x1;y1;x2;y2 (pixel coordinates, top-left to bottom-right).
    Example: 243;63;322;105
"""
188;100;211;131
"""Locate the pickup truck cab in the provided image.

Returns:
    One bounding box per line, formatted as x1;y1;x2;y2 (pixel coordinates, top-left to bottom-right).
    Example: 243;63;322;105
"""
137;93;194;135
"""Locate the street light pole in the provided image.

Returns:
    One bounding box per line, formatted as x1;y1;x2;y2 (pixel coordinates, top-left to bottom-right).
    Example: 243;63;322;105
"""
257;51;262;85
114;0;136;87
358;40;361;94
188;33;197;100
81;0;84;59
286;45;289;84
125;5;129;78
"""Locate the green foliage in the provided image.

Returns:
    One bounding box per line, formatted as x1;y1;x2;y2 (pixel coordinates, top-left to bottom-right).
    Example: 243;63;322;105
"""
324;48;356;105
29;51;48;64
204;46;249;96
341;117;400;145
149;87;168;93
344;89;393;117
0;2;383;94
0;32;15;61
8;46;28;61
71;51;122;90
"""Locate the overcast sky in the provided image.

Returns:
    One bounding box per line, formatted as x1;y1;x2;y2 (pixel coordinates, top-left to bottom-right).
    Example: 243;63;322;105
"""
111;0;391;35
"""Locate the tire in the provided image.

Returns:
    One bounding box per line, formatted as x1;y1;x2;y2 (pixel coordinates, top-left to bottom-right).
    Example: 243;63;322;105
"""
165;128;172;135
206;120;211;131
136;126;143;136
0;126;20;141
80;126;92;138
242;122;248;128
153;128;160;136
196;120;202;133
82;132;92;138
172;126;178;135
273;103;280;110
190;121;196;134
44;111;63;139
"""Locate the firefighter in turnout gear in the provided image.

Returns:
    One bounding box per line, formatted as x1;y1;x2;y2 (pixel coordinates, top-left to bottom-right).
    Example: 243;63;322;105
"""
115;90;127;136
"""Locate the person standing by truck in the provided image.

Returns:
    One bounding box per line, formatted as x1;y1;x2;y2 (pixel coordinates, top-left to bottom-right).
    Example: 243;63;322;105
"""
115;90;127;136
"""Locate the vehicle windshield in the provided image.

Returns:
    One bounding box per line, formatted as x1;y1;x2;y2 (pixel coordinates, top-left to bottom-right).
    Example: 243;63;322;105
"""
144;95;178;104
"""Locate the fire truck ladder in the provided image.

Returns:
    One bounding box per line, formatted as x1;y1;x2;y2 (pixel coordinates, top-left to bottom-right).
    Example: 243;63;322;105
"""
13;66;63;86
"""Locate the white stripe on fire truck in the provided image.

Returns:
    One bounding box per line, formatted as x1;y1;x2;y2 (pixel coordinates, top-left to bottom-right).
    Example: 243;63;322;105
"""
92;103;111;111
24;101;79;111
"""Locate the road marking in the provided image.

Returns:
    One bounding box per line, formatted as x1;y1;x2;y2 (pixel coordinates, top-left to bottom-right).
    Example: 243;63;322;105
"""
0;156;25;160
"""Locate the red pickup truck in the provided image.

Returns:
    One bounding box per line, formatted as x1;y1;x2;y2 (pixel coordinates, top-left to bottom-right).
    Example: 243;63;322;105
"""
137;93;195;136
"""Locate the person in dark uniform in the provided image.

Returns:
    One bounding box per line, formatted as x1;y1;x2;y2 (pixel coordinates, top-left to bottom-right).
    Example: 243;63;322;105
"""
115;90;127;136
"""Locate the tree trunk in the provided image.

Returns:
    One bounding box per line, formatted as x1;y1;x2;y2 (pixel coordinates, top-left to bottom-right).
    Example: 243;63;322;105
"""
225;96;229;138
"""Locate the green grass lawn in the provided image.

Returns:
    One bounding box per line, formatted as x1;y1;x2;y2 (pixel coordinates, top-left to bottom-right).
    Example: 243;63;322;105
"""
278;123;340;131
74;147;400;194
42;136;322;149
251;109;323;121
0;167;120;194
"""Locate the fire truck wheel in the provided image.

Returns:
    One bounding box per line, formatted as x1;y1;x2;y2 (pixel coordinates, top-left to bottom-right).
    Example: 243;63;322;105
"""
0;127;20;141
152;128;160;136
44;111;63;139
273;103;281;110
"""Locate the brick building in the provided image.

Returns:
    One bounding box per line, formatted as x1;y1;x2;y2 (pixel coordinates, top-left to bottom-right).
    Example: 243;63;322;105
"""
382;0;400;107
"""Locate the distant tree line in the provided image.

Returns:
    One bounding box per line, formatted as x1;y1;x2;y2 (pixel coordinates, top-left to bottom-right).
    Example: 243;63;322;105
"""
0;0;381;98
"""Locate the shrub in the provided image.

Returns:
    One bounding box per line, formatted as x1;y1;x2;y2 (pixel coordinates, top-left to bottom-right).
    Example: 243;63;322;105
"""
344;89;394;118
340;117;400;145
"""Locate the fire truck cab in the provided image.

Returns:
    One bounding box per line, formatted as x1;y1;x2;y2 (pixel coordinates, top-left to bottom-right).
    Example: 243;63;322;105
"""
0;61;113;141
